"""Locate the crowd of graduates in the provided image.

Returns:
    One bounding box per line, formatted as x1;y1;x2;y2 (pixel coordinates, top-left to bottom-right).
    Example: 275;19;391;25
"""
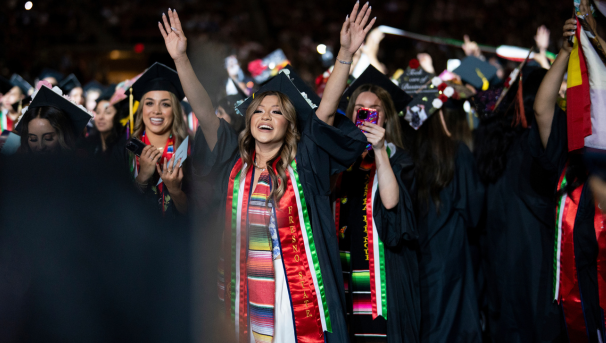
2;1;606;342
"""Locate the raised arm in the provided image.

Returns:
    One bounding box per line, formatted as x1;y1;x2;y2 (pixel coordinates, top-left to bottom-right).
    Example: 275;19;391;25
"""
533;19;574;148
315;2;376;125
159;9;220;151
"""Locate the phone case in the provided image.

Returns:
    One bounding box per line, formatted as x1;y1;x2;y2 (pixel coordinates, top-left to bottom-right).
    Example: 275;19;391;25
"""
355;108;378;150
125;137;147;156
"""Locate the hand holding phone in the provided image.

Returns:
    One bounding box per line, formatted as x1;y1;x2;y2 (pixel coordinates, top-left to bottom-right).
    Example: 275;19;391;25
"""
356;107;379;151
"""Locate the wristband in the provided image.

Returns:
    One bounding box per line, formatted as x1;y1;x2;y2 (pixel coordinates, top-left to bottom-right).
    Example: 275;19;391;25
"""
337;58;353;65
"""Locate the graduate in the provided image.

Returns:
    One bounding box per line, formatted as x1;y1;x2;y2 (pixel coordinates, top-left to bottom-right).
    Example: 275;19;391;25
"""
0;75;32;131
404;74;484;342
83;86;127;157
473;67;566;341
532;11;606;342
59;74;85;106
15;82;92;154
115;62;190;216
158;3;375;342
334;64;420;343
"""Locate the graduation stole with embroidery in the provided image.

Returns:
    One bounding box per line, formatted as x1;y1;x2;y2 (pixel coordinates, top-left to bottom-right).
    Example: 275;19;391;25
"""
223;157;331;343
553;168;606;341
333;145;394;320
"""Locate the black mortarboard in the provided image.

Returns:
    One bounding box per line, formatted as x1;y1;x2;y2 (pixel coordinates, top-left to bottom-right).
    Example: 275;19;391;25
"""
83;80;104;93
10;74;34;95
59;74;82;94
339;65;412;114
404;76;460;130
95;85;117;104
452;56;498;91
131;62;185;101
38;68;64;84
15;85;93;136
0;76;13;94
236;70;319;130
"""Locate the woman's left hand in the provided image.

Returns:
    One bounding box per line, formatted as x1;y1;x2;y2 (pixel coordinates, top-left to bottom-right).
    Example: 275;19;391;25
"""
361;121;385;150
340;1;376;57
157;156;184;194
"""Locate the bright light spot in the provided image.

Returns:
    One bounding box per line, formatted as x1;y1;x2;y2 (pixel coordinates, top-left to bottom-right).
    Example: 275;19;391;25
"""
109;50;121;60
24;1;33;10
268;62;276;70
317;44;327;55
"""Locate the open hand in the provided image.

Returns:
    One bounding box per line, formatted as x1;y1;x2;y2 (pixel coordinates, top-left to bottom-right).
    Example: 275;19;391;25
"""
340;2;377;57
535;25;551;51
562;18;577;53
159;8;188;62
462;35;481;57
137;145;163;182
361;121;385;150
157;155;184;193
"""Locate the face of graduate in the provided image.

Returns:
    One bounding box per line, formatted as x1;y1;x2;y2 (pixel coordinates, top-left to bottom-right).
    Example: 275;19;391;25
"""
1;86;23;112
94;100;116;134
69;87;85;106
215;105;232;124
351;91;385;127
43;77;58;87
27;118;60;154
250;95;288;146
86;90;101;112
141;90;174;136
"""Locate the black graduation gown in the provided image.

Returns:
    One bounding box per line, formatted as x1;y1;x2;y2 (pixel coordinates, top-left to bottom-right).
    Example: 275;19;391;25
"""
480;126;567;343
190;114;367;343
528;107;602;343
335;147;420;343
417;143;485;343
374;148;421;343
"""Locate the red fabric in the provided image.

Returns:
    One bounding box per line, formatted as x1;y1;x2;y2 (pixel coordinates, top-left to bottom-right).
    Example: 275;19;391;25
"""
275;165;325;342
408;59;420;69
567;19;593;152
558;180;587;341
6;115;14;131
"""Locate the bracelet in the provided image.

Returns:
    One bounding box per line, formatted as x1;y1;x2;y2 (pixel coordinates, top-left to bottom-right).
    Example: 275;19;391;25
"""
337;58;353;65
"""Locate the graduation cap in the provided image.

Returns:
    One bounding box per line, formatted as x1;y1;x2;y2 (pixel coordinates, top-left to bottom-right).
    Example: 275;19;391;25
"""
452;56;498;91
83;80;104;94
248;49;290;84
395;59;435;98
0;76;13;94
38;68;64;85
131;62;185;101
95;85;117;105
404;75;459;130
235;69;319;130
10;74;34;95
339;65;412;114
15;85;93;136
59;74;82;94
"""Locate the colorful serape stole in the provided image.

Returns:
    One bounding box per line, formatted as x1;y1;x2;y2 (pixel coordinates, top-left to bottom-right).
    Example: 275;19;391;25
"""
247;171;275;343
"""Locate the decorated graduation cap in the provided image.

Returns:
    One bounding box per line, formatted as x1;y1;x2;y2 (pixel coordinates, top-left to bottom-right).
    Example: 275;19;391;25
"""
131;62;185;101
339;64;412;114
248;49;290;84
15;83;93;136
59;74;82;94
394;58;435;97
452;56;498;91
10;74;34;95
235;68;319;129
403;72;459;130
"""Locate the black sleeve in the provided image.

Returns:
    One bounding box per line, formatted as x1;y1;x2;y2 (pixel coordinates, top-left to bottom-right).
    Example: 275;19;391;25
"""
528;106;567;173
296;113;367;196
373;150;418;248
191;119;239;179
454;143;485;229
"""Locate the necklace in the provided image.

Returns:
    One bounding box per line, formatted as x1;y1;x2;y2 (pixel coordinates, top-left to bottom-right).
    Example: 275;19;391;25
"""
253;157;265;171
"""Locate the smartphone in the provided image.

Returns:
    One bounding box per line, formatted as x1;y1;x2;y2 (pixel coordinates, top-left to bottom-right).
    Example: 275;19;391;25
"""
125;137;147;156
356;107;378;150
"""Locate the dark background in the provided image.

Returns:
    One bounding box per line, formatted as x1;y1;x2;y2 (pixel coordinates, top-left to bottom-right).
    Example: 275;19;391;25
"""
1;0;573;95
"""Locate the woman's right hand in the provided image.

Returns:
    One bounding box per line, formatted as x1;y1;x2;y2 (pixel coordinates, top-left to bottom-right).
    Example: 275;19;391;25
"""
137;145;163;183
562;18;577;53
159;9;187;62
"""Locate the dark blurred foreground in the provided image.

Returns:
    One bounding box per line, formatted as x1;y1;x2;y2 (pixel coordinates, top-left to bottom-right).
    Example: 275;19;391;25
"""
0;155;195;342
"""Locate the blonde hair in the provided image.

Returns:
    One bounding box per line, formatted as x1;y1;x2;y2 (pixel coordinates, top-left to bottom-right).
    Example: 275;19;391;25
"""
133;92;188;148
345;84;405;150
238;91;300;203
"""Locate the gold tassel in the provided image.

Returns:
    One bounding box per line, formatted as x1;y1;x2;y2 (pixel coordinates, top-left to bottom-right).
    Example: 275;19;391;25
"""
129;87;134;135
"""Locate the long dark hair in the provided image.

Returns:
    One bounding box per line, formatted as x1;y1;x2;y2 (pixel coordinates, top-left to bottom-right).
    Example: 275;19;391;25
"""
413;108;458;213
88;102;126;154
17;106;77;153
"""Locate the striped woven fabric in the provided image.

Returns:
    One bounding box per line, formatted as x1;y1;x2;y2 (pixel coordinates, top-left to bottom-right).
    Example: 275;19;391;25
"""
247;171;275;343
